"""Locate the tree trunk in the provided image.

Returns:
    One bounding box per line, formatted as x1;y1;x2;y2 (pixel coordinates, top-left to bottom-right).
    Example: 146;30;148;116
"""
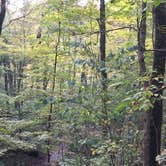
3;56;9;95
47;21;61;165
144;3;166;166
137;1;147;75
100;0;108;136
0;0;6;35
100;0;107;90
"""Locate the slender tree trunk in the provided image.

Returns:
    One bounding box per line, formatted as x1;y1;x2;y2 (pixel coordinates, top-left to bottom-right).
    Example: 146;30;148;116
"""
100;0;107;90
3;56;9;95
137;1;147;75
8;69;13;94
0;0;6;35
144;3;166;166
48;21;61;129
47;21;61;165
100;0;108;135
137;0;148;143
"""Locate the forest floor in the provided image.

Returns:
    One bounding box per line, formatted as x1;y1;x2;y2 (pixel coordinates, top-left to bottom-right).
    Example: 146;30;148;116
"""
1;146;66;166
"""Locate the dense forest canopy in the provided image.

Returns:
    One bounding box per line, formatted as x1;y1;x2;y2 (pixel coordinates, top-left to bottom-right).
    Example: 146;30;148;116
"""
0;0;166;165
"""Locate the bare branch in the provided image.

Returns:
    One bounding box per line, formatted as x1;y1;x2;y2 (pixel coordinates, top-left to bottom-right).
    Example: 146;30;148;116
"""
145;49;166;52
3;9;33;29
71;26;137;36
3;2;46;29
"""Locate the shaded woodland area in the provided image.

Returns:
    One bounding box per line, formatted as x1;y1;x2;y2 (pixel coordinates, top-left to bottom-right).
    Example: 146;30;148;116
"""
0;0;166;165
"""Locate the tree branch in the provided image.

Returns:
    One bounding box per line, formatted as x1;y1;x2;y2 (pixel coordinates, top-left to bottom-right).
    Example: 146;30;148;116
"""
145;49;166;52
3;9;33;29
71;26;137;36
3;2;46;29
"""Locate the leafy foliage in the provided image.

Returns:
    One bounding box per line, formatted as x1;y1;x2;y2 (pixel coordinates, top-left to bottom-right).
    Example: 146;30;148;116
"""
0;0;165;165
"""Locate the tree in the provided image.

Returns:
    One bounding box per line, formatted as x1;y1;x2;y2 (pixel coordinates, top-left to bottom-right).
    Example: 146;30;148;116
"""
1;0;166;165
144;2;166;165
0;0;6;35
137;0;147;76
100;0;108;135
100;0;107;89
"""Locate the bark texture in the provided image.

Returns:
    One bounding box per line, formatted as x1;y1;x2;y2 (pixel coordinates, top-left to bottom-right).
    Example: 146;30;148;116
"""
144;3;166;166
100;0;107;90
137;1;147;75
100;0;108;135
